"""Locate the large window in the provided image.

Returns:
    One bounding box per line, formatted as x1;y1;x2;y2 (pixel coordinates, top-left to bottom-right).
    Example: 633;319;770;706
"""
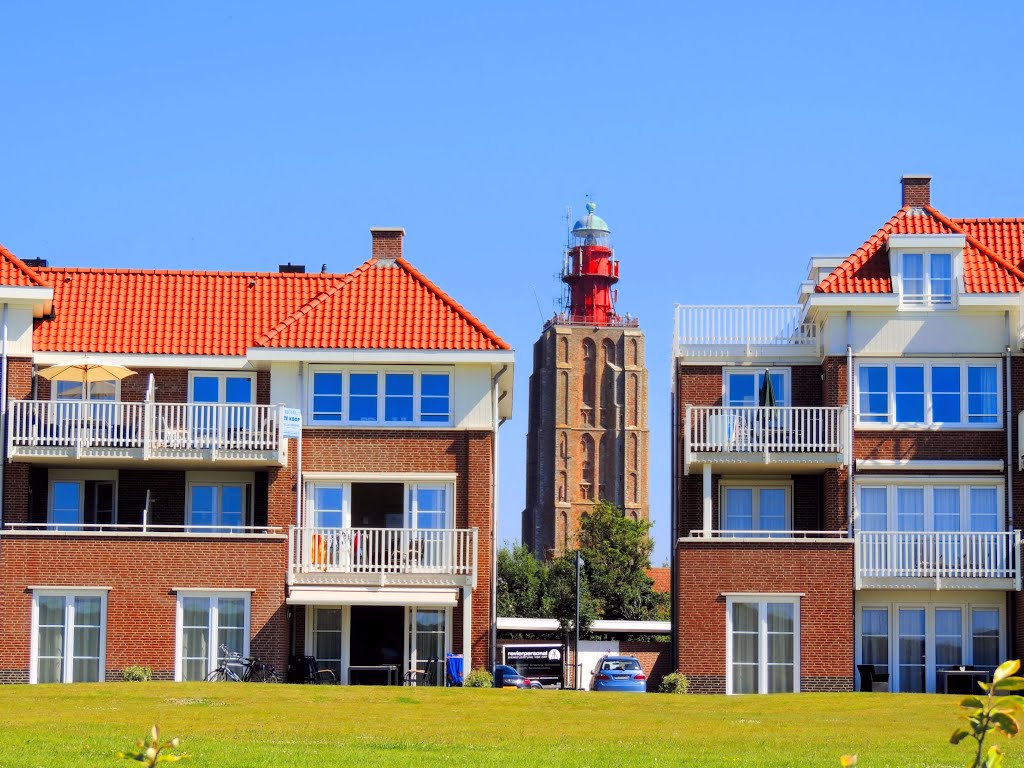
308;368;452;426
311;607;343;681
31;590;106;683
48;472;117;529
189;372;254;405
899;252;954;307
176;593;249;681
408;607;446;687
187;477;252;533
856;361;1000;427
721;484;789;535
858;602;1003;692
724;369;789;408
726;596;799;694
856;482;1002;533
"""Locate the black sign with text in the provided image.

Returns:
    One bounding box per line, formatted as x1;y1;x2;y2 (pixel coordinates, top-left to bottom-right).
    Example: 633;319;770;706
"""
503;644;565;687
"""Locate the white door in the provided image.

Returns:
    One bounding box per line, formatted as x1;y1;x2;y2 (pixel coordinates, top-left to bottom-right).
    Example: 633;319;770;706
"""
897;607;927;692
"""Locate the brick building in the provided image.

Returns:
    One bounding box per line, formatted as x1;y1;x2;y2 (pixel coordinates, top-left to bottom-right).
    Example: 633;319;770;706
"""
673;176;1023;694
523;203;649;557
0;228;514;684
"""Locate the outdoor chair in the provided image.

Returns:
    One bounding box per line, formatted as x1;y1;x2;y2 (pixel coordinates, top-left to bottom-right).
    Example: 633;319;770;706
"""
300;655;338;684
403;655;438;686
857;664;889;692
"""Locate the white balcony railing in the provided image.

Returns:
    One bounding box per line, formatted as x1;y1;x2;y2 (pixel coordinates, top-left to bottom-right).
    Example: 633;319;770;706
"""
686;405;848;454
674;305;819;357
8;400;284;462
856;531;1022;587
289;527;478;583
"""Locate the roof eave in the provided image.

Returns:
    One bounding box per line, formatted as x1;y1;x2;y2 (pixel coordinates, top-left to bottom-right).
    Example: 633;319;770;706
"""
0;285;55;318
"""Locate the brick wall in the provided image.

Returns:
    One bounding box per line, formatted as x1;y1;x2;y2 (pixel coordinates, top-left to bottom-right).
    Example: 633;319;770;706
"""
676;541;854;694
0;534;287;682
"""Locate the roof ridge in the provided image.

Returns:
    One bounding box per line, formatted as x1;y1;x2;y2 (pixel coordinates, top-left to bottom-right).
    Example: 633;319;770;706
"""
38;266;350;278
393;257;510;350
0;243;50;288
924;205;1024;284
252;259;372;347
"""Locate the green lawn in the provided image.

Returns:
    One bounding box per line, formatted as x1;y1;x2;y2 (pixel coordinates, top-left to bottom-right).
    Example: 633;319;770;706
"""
0;683;1016;767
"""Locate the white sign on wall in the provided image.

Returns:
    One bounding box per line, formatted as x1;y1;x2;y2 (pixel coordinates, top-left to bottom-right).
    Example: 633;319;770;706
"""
281;408;303;439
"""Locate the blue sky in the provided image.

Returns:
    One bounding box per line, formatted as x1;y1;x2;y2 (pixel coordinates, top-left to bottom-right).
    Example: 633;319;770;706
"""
2;2;1024;563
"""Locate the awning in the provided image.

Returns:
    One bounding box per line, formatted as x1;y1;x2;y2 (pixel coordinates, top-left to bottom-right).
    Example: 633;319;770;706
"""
287;586;460;607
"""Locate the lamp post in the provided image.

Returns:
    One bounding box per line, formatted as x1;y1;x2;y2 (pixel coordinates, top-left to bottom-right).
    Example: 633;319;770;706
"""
575;551;584;690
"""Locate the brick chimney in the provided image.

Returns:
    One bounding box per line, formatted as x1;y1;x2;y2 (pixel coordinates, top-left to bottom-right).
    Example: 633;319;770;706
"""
370;227;404;267
901;175;931;208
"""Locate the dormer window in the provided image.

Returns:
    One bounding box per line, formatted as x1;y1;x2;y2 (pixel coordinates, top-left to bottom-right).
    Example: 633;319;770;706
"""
889;234;963;309
902;252;953;306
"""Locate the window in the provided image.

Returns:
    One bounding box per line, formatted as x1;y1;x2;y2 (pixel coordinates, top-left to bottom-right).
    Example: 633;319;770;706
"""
177;593;249;681
190;372;254;405
408;607;446;686
721;485;789;535
726;596;799;694
48;472;117;529
972;609;1001;676
900;252;955;307
308;368;452;426
724;369;789;408
860;608;889;680
311;607;343;681
856;482;1003;533
31;590;106;683
311;484;347;528
855;361;1001;427
408;485;449;529
187;477;252;532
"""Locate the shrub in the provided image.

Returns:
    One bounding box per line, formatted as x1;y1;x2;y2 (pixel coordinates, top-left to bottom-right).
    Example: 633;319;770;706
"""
659;672;689;694
463;668;493;688
122;665;153;682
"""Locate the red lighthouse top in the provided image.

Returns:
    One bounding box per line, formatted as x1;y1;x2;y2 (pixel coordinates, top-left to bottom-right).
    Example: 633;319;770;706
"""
561;201;622;325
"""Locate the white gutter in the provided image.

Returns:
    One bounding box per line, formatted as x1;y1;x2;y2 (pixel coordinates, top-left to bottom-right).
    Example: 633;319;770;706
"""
846;311;853;537
1006;311;1013;531
489;364;508;671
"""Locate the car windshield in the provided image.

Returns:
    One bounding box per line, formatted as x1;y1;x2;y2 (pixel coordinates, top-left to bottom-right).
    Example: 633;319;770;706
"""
601;659;641;671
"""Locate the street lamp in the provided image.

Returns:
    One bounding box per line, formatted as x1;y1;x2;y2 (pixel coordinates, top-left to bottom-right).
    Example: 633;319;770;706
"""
575;551;584;690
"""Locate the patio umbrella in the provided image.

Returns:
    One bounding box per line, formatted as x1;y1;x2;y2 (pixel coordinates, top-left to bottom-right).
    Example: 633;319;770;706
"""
757;370;777;408
37;355;137;383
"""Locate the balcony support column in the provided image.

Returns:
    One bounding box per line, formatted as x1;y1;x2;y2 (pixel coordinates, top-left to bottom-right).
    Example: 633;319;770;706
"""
702;464;712;537
462;586;472;674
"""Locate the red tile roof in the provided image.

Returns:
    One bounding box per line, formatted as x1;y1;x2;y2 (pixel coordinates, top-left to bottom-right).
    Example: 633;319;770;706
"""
816;206;1024;294
0;244;50;288
27;258;508;356
256;258;509;351
646;567;671;595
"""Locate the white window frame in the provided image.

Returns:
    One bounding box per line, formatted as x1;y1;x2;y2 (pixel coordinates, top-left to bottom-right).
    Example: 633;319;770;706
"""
47;469;118;529
187;371;256;404
725;595;801;695
29;588;109;684
719;480;793;534
306;366;454;427
854;478;1004;533
406;605;452;686
854;360;1002;429
303;477;454;530
185;471;254;532
894;249;960;309
174;590;252;682
723;368;791;408
855;598;1005;693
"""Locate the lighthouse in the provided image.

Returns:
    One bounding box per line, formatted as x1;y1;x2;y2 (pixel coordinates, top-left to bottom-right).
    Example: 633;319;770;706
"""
522;202;650;558
562;201;620;325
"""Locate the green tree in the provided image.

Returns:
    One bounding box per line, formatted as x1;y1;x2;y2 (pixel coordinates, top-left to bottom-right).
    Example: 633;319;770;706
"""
496;542;546;617
576;500;667;622
545;551;598;636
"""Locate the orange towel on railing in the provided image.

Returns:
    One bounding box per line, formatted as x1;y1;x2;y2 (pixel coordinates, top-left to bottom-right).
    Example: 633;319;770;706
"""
311;534;328;571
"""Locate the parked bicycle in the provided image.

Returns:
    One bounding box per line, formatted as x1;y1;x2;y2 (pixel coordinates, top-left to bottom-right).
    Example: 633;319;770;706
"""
206;645;281;682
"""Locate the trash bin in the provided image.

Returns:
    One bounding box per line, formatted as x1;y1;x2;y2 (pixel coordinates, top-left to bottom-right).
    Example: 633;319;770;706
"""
446;653;464;687
493;667;504;688
287;654;305;684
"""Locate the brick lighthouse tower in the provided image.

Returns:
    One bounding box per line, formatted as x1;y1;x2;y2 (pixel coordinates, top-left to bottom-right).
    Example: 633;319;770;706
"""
522;202;650;558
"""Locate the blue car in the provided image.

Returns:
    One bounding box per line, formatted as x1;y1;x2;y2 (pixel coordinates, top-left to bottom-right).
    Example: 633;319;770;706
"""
493;664;542;689
592;655;647;693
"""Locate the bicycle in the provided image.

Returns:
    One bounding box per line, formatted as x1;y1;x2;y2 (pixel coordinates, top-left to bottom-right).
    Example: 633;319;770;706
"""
205;644;281;682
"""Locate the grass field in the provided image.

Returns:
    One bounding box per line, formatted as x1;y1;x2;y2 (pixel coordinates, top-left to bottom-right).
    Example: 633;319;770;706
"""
0;683;1019;767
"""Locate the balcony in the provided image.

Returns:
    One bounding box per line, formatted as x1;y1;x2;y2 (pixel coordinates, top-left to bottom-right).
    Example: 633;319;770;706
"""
7;400;286;467
855;531;1022;590
288;527;478;588
683;405;849;473
674;305;819;360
